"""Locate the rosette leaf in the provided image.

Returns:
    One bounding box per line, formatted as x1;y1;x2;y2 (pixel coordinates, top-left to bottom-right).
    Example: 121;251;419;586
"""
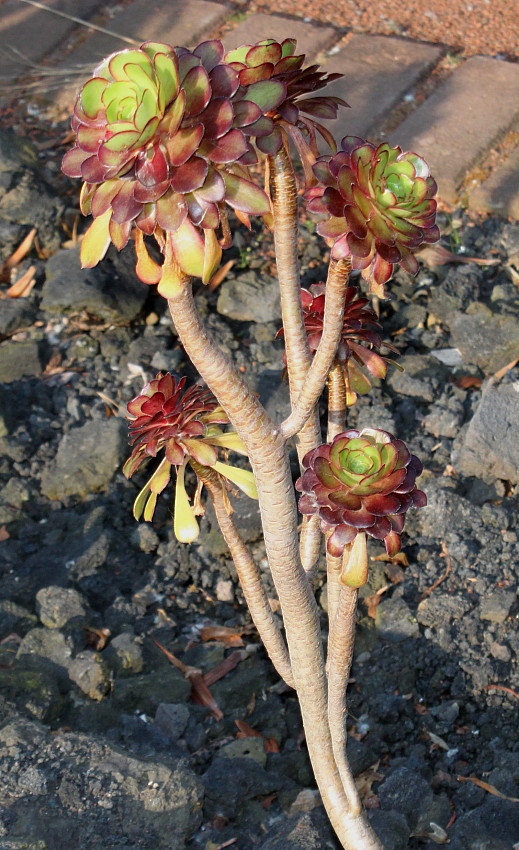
296;428;426;558
225;38;347;175
306;138;440;297
123;373;257;541
278;283;399;404
62;40;273;293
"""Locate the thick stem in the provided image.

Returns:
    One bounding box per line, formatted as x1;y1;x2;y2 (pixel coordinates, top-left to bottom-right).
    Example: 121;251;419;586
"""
168;285;383;850
195;464;295;688
327;362;347;441
327;583;362;807
281;257;351;440
269;147;322;571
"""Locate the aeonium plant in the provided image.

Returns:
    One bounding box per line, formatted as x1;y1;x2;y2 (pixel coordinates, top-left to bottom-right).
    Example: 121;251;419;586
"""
63;35;439;850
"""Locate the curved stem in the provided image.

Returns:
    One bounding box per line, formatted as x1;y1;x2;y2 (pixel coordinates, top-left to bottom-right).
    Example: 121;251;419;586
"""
269;145;322;571
327;582;363;807
168;284;383;850
194;463;295;688
281;258;351;440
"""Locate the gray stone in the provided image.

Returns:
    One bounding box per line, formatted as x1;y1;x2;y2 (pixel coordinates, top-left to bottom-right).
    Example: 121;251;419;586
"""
452;383;519;484
411;482;477;538
41;245;148;322
479;589;516;624
387;354;446;402
219;736;267;767
110;670;190;714
378;766;434;831
105;632;144;676
450;798;519;849
450;305;519;374
132;522;160;553
0;168;64;255
68;650;111;701
154;703;190;742
0;476;30;522
217;270;281;322
41;416;127;500
422;397;464;438
427;265;482;325
215;578;234;603
376;596;419;642
255;808;338;850
0;718;203;848
0;600;37;639
417;594;472;628
0;296;38;337
0;130;39;173
35;585;89;629
17;627;73;681
0;340;44;383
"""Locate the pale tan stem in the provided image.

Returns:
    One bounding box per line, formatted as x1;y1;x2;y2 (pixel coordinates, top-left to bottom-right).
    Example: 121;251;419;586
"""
328;582;363;807
326;548;345;650
168;285;383;850
269;146;322;570
196;466;294;688
327;362;347;441
281;258;351;440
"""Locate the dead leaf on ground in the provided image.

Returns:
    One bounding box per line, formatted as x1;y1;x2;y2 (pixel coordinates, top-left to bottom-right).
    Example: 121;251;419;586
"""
365;585;390;619
235;719;279;753
200;625;245;647
457;775;519;802
85;627;111;651
492;357;519;382
203;649;248;686
372;551;409;567
0;526;10;542
154;639;224;720
355;762;383;800
483;684;519;700
5;266;37;298
455;375;483;389
207;259;235;291
419;541;452;600
416;243;500;268
0;228;36;282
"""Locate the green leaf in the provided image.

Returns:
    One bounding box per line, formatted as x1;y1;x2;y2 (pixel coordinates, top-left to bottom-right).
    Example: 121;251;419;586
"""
208;432;247;455
213;462;258;499
143;491;158;521
170;218;205;278
148;457;172;493
174;463;200;542
243;79;285;112
81;77;108;118
222;172;270;215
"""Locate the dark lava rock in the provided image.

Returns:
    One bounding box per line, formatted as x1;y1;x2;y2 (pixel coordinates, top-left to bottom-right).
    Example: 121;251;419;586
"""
450;304;519;374
417;593;472;628
216;270;281;322
109;671;190;715
453;383;519;484
427;265;482;324
0;295;38;337
41;244;148;322
201;756;285;819
68;651;111;701
154;703;190;742
16;627;73;684
0;339;44;383
387;354;447;402
35;585;90;629
377;766;434;831
0;716;203;849
376;595;419;642
41;417;127;500
0;131;64;256
411;481;476;538
256;808;339;849
368;809;410;850
104;632;144;676
479;588;516;623
0;669;65;723
450;797;519;849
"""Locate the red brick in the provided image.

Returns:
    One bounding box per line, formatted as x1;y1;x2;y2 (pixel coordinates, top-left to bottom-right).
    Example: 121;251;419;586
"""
321;35;442;141
388;56;519;203
468;147;519;219
223;13;337;59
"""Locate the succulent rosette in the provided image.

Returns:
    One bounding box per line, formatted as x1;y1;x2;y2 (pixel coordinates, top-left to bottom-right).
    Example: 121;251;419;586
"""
62;40;273;296
123;373;257;542
224;39;347;170
278;283;399;403
306;137;440;297
296;428;426;557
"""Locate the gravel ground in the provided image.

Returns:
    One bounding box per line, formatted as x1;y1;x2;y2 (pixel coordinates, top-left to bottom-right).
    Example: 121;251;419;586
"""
0;123;518;850
250;0;519;60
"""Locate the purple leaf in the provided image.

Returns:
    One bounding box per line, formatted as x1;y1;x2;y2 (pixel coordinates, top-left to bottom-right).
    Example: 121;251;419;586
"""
182;65;211;116
111;180;142;223
165;124;204;166
199;129;248;163
222;172;270;214
209;64;240;98
170;156;208;193
193;39;224;72
199;97;234;139
156;190;188;231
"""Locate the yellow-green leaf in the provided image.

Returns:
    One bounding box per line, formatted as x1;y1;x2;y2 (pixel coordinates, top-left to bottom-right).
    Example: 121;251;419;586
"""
80;209;112;268
174;463;200;542
213;461;258;499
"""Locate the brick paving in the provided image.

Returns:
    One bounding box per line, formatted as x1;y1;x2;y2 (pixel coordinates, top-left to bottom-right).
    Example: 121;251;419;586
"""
1;1;518;214
388;56;519;204
321;35;442;140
